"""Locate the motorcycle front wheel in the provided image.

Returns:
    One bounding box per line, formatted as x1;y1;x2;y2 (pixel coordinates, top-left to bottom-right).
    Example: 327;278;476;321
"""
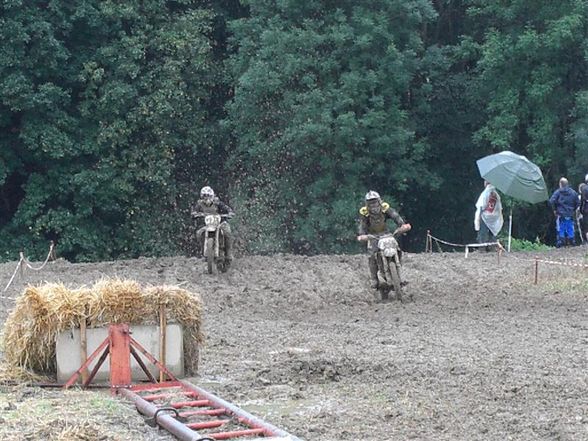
206;239;215;274
384;257;403;301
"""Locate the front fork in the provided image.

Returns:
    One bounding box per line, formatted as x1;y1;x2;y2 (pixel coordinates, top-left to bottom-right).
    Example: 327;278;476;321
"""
377;253;401;280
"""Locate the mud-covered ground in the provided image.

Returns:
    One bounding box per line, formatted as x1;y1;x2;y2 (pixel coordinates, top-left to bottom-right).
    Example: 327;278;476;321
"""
0;246;587;440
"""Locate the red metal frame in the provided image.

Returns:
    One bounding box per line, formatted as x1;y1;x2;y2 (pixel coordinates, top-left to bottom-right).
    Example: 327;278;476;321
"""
64;324;177;390
62;324;302;440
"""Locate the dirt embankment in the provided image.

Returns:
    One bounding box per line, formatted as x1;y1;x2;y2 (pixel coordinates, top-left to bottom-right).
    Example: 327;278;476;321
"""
0;247;587;440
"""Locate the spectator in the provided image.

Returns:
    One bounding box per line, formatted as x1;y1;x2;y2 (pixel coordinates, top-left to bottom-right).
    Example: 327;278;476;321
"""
578;174;588;244
474;181;503;250
549;177;579;247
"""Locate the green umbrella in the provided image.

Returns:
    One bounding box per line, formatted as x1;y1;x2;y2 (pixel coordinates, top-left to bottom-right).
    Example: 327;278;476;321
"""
476;151;548;251
476;151;548;203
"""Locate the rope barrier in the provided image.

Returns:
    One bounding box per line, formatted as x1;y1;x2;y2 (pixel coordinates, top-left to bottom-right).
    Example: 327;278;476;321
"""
3;257;25;292
426;231;503;258
532;257;588;268
427;232;500;249
426;231;588;284
21;242;55;271
2;242;56;292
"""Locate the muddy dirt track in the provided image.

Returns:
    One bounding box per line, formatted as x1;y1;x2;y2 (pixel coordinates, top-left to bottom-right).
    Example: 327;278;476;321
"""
0;247;587;441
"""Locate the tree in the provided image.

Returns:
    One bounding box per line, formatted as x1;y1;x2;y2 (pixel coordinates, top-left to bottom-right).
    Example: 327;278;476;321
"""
464;0;588;240
0;0;224;261
226;0;439;253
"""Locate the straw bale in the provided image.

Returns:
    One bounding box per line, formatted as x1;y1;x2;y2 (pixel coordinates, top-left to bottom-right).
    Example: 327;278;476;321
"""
1;279;204;378
0;361;52;383
144;285;204;375
88;279;148;326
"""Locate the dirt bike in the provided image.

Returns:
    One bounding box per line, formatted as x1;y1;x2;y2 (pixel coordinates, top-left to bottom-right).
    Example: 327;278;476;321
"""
194;213;232;274
364;227;409;302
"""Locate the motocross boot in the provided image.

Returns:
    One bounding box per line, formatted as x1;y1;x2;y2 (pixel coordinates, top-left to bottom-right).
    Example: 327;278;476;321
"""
368;256;379;289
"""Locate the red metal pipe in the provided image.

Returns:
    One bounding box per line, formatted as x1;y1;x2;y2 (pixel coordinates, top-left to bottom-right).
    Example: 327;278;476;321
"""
118;388;203;441
143;391;197;402
179;380;303;440
170;399;210;409
179;408;226;418
130;381;181;392
185;419;227;430
208;428;265;440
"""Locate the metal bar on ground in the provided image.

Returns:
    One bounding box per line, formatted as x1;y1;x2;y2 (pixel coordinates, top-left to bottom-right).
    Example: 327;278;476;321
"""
130;381;181;392
209;428;265;440
170;399;211;409
119;388;204;441
179;408;226;418
180;380;304;441
185;419;227;430
143;391;197;402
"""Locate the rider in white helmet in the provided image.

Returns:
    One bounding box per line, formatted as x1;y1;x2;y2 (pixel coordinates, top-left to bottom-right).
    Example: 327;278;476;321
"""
357;191;411;289
191;186;235;260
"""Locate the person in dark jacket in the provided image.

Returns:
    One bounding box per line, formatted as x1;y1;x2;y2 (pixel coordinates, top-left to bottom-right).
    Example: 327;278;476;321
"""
357;191;411;289
549;177;579;247
191;186;235;260
578;174;588;244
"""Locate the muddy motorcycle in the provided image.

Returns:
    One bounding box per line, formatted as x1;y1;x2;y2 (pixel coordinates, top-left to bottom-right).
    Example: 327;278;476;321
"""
195;214;232;274
365;229;408;302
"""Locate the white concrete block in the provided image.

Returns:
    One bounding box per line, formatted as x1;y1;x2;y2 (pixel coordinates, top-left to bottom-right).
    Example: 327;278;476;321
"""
56;324;184;383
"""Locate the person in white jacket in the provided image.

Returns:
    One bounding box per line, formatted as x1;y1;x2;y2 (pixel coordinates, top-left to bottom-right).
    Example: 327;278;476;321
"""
474;181;504;250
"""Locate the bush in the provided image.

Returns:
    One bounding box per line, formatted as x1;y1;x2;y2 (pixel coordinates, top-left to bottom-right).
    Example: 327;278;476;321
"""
505;237;552;252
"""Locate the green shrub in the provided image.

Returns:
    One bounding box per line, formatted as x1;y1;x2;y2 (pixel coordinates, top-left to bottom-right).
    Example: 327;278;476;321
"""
505;237;552;252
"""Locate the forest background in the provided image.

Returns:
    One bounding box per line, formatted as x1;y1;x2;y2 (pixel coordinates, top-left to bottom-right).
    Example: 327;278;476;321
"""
2;0;588;262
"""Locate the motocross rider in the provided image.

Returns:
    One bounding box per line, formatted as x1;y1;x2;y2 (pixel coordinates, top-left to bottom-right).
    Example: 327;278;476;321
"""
357;191;411;289
191;186;235;261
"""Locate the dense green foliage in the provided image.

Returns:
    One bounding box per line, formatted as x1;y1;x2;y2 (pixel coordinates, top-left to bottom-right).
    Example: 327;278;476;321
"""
1;0;588;261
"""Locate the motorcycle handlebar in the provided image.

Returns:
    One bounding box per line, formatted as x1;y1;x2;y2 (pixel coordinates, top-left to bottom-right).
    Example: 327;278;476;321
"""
359;226;407;242
192;213;234;219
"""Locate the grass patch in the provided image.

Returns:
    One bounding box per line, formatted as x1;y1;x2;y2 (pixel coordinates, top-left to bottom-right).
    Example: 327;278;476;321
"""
0;387;156;441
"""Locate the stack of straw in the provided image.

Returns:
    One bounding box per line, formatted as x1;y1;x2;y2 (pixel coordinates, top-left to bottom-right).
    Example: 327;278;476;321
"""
1;279;203;379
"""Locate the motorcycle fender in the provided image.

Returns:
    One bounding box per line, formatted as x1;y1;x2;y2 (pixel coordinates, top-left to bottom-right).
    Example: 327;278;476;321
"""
383;248;397;258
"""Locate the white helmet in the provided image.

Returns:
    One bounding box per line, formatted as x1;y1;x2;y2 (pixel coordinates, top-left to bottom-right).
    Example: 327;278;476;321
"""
200;186;214;199
365;190;381;201
585;173;588;183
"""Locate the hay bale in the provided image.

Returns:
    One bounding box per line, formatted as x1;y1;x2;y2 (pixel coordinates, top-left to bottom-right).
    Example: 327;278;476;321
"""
1;279;204;378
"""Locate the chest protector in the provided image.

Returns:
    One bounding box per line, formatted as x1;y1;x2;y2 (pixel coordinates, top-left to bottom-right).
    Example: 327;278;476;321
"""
367;212;388;234
198;199;220;215
360;203;391;234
